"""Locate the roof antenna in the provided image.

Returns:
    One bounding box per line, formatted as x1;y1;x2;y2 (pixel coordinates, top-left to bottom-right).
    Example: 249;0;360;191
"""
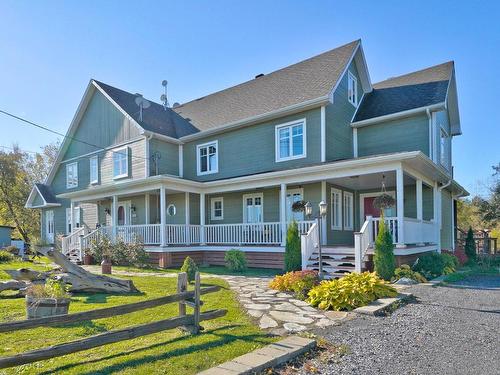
161;80;170;110
134;94;151;122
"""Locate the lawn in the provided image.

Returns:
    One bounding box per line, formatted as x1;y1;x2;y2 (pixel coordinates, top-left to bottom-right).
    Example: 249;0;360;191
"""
0;259;276;374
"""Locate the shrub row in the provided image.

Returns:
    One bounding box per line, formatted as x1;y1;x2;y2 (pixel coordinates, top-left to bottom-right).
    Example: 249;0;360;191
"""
269;270;319;299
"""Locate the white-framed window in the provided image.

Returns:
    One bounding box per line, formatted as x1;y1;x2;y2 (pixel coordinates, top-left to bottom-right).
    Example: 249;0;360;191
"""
440;128;449;169
113;147;129;179
275;119;306;162
243;193;263;223
331;188;342;230
89;155;99;184
197;141;218;175
66;162;78;189
343;191;354;230
211;197;224;221
347;71;358;107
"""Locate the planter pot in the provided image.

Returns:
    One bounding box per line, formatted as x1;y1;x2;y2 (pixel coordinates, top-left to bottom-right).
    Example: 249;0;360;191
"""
83;254;94;265
26;296;70;319
101;257;112;274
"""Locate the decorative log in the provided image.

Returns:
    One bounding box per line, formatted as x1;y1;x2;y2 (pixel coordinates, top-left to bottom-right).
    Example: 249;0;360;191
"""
4;269;48;282
0;280;28;293
0;309;227;369
0;285;220;333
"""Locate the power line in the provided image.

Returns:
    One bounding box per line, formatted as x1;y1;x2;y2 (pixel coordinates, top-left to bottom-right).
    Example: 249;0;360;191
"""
0;109;151;162
0;145;40;155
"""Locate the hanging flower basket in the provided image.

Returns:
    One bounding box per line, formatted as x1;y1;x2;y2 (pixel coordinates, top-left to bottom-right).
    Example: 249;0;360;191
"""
373;194;395;210
291;200;307;212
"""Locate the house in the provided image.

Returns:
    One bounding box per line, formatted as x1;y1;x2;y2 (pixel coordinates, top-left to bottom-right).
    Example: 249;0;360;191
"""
26;39;468;276
0;225;15;248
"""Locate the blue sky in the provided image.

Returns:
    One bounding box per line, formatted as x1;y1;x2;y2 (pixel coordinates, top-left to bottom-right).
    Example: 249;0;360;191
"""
0;0;498;196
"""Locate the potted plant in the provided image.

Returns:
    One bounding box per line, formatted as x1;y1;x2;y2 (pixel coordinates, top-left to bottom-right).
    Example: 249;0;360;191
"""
83;248;94;265
25;278;71;319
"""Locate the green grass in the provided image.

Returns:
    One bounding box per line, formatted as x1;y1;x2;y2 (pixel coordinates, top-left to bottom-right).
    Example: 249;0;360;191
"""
442;263;500;283
0;260;276;374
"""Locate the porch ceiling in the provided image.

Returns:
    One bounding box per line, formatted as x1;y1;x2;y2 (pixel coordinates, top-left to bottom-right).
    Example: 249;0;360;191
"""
328;171;414;191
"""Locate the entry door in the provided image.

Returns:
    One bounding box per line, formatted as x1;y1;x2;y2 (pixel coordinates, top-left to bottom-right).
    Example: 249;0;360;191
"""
363;197;380;219
286;189;304;222
45;210;55;243
65;207;81;234
117;201;131;225
243;194;263;223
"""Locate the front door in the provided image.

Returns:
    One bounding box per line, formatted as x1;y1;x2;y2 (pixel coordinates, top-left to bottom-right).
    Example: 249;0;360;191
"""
243;194;263;223
286;189;304;222
117;201;131;226
45;210;54;243
363;197;380;219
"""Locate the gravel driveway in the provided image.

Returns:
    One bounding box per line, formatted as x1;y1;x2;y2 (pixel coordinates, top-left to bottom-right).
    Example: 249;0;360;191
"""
280;275;500;375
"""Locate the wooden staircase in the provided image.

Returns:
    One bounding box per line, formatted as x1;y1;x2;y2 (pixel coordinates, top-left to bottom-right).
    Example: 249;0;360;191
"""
305;246;363;279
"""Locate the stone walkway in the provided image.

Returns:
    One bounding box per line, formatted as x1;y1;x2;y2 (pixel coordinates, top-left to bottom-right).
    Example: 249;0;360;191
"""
221;275;348;335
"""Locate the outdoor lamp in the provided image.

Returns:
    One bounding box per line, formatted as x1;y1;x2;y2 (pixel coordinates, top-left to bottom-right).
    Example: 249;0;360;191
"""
305;201;313;217
319;201;327;217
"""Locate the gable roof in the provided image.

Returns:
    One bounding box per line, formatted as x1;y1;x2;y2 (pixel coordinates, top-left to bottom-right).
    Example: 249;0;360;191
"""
93;80;200;138
353;61;453;123
25;183;60;208
173;40;365;132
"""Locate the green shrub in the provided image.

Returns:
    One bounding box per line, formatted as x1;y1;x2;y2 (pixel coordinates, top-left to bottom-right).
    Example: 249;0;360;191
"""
441;253;459;275
269;270;319;300
284;221;301;272
392;264;427;283
224;249;247;272
180;256;198;283
3;245;19;256
26;278;70;299
373;219;395;280
0;250;15;263
413;252;445;279
307;272;397;311
88;236;148;267
464;227;476;264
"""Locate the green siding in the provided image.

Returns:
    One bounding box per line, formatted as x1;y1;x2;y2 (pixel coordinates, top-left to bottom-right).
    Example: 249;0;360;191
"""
326;60;362;161
441;190;453;249
404;185;417;219
149;138;179;176
357;114;430;157
182;109;321;181
32;193;45;207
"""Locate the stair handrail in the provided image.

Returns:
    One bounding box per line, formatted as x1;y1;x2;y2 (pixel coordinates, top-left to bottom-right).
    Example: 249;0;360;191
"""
61;226;86;255
354;216;372;273
300;222;318;271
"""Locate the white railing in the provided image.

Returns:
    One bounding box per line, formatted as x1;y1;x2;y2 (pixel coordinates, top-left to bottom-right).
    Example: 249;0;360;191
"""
300;222;318;270
354;218;372;273
81;226;113;250
204;222;282;245
404;218;437;245
117;224;161;245
371;217;399;244
61;226;87;260
296;221;315;235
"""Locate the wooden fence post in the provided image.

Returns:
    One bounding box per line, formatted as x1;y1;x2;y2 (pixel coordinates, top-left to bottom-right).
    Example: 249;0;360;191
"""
177;272;187;318
193;272;201;334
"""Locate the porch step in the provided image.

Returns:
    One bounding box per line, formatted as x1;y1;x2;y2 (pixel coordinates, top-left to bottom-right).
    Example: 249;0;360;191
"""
305;246;358;278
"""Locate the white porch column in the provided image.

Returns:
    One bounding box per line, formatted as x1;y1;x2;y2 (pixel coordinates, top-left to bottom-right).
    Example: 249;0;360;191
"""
112;195;118;241
160;186;166;247
396;167;405;247
433;182;442;252
321;181;327;245
416;179;424;246
200;193;206;245
145;193;150;224
70;201;75;233
280;183;287;246
185;192;190;244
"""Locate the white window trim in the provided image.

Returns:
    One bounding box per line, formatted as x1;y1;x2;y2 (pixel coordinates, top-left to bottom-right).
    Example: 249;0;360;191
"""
343;191;354;231
331;188;342;230
348;71;358;107
275;119;307;162
113;146;129;180
196;140;219;176
89;155;99;184
210;197;224;221
242;193;264;223
66;162;78;189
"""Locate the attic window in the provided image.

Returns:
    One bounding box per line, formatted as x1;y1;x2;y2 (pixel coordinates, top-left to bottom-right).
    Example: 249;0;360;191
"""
348;71;358;107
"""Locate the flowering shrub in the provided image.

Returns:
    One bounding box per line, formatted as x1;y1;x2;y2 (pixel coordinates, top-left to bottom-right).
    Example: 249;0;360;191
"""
307;272;397;311
269;270;319;300
443;249;467;266
391;264;427;283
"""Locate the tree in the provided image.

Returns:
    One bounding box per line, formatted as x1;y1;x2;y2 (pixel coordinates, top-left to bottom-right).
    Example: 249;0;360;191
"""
373;217;395;280
477;163;500;227
464;227;476;263
0;142;59;244
284;221;301;272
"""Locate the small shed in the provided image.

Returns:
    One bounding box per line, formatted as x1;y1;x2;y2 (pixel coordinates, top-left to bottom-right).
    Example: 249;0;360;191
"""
0;225;15;248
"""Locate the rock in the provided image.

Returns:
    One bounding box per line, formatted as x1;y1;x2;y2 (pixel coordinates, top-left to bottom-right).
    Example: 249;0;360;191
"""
315;318;337;328
283;322;307;332
324;310;348;320
290;299;310;306
244;303;271;310
277;293;291;298
259;314;278;329
274;302;302;312
394;277;418;285
269;310;314;324
247;309;265;318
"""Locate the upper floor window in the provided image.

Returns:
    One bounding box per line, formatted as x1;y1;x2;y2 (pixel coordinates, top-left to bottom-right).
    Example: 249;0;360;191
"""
113;147;129;179
66;162;78;189
275;120;306;162
348;71;358;107
89;155;99;184
440;129;449;169
197;141;218;175
211;197;224;220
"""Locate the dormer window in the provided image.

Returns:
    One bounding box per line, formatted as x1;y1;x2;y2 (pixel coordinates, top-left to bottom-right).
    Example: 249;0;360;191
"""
348;71;358;107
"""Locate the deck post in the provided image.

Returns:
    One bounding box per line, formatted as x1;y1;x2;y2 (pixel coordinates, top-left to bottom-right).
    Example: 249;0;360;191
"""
200;193;206;245
145;193;150;225
321;181;327;246
112;195;118;242
416;179;424;245
433;182;441;252
185;192;190;245
70;201;75;234
160;186;166;247
396;167;405;247
280;183;287;246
